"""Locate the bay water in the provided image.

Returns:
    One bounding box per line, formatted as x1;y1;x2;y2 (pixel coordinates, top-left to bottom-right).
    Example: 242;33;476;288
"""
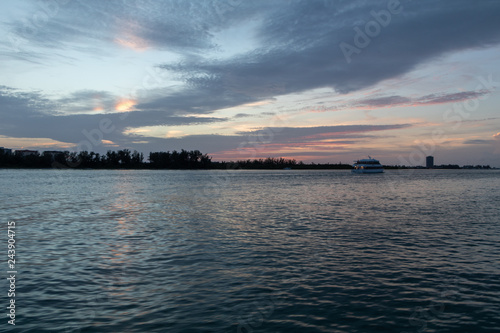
1;169;499;332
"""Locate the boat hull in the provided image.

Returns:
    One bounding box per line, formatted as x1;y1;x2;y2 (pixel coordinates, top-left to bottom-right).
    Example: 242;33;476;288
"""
351;168;384;173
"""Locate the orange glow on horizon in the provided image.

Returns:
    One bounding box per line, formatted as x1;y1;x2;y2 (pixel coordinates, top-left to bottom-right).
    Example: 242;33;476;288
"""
115;99;136;112
0;136;75;150
101;139;119;147
211;141;351;160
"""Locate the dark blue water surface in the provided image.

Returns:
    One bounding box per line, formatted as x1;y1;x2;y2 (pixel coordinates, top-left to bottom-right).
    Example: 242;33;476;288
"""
1;169;500;332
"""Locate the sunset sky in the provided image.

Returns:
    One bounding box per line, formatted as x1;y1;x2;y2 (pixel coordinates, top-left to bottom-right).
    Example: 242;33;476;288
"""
1;0;499;166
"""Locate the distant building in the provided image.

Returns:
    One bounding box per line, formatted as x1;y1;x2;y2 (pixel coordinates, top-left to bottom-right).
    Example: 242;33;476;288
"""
15;150;38;157
426;156;434;168
0;147;12;155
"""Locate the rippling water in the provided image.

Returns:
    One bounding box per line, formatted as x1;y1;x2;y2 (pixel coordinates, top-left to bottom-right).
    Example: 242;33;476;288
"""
1;169;500;332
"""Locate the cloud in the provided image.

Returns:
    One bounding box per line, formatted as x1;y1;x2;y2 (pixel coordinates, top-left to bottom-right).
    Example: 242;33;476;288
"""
3;0;500;117
87;123;413;159
0;86;57;119
236;124;411;141
463;139;494;145
494;132;500;140
415;91;490;105
4;0;225;53
0;86;226;148
175;124;412;158
355;96;412;108
151;0;500;111
233;113;252;118
351;90;491;109
56;90;117;114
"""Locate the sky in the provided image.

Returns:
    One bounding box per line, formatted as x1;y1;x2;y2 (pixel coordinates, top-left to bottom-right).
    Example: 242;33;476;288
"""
1;0;500;166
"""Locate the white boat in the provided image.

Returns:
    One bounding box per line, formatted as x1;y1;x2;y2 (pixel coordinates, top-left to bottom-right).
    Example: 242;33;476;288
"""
351;156;384;173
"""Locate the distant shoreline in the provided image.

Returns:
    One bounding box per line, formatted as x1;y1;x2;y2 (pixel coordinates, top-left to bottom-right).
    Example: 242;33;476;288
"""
1;148;496;170
0;165;498;171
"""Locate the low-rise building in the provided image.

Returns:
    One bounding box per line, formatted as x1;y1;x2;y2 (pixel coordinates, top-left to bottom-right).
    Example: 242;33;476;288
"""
15;150;39;157
0;147;12;155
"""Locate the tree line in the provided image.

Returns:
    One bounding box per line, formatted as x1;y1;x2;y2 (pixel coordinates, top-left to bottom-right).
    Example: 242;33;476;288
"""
211;158;352;169
0;149;212;169
0;149;354;169
214;157;300;169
